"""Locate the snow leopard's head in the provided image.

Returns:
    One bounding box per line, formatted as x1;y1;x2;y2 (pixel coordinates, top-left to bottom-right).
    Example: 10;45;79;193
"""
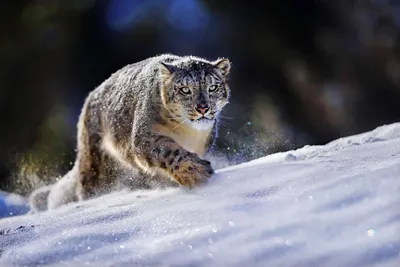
159;56;231;130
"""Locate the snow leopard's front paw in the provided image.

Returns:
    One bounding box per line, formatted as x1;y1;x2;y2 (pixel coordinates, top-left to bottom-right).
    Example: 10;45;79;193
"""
171;153;214;189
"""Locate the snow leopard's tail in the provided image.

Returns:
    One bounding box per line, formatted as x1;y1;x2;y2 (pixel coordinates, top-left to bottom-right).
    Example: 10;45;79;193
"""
29;185;53;212
29;166;79;212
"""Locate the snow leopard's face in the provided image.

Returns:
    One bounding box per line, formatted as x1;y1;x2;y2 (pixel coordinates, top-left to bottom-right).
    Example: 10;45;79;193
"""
160;57;231;130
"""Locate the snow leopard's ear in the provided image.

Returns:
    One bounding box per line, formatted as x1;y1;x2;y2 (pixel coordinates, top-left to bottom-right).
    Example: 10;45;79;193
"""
159;62;177;80
214;58;231;76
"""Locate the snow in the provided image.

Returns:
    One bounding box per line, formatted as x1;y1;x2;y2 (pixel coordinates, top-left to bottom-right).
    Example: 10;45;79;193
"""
0;191;29;219
1;123;400;267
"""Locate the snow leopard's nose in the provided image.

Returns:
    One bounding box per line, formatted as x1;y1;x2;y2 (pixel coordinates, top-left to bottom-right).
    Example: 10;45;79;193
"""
195;103;210;115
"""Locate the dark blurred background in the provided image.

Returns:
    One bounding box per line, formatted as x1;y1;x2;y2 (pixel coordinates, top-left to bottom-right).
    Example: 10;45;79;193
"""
1;0;400;195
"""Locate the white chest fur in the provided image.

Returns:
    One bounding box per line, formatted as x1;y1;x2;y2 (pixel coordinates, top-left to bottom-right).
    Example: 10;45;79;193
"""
152;121;213;157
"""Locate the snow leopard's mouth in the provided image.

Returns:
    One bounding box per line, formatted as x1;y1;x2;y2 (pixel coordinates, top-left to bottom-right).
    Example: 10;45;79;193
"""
197;117;213;122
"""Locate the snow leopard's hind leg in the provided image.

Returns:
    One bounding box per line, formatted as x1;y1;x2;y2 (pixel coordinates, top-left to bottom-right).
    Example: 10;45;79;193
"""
75;98;118;201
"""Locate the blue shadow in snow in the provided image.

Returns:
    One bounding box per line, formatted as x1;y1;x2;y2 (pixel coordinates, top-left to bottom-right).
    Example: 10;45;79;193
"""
0;193;30;219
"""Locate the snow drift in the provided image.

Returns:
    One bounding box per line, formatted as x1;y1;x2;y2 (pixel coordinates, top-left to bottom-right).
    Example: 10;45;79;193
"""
0;123;399;267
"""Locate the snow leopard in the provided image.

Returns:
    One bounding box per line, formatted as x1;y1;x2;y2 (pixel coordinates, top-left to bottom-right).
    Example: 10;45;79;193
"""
29;54;231;211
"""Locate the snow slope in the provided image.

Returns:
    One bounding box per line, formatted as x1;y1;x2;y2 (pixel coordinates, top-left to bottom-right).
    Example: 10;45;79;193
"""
0;123;400;267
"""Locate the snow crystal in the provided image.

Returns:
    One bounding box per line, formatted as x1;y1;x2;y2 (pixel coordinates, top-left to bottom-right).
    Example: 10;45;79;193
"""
367;229;376;237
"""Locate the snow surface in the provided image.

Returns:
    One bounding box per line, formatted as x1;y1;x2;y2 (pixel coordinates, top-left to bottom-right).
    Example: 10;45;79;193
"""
0;191;29;219
0;123;400;267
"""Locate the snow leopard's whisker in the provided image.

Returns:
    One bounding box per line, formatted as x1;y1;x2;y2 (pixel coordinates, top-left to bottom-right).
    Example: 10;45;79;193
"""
217;118;231;128
172;119;187;131
219;114;234;120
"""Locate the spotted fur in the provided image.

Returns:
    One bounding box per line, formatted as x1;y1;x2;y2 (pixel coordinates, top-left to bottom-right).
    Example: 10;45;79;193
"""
29;54;231;211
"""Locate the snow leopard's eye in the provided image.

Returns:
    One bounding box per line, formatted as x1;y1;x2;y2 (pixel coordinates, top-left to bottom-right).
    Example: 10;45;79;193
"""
179;87;191;95
208;84;219;92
